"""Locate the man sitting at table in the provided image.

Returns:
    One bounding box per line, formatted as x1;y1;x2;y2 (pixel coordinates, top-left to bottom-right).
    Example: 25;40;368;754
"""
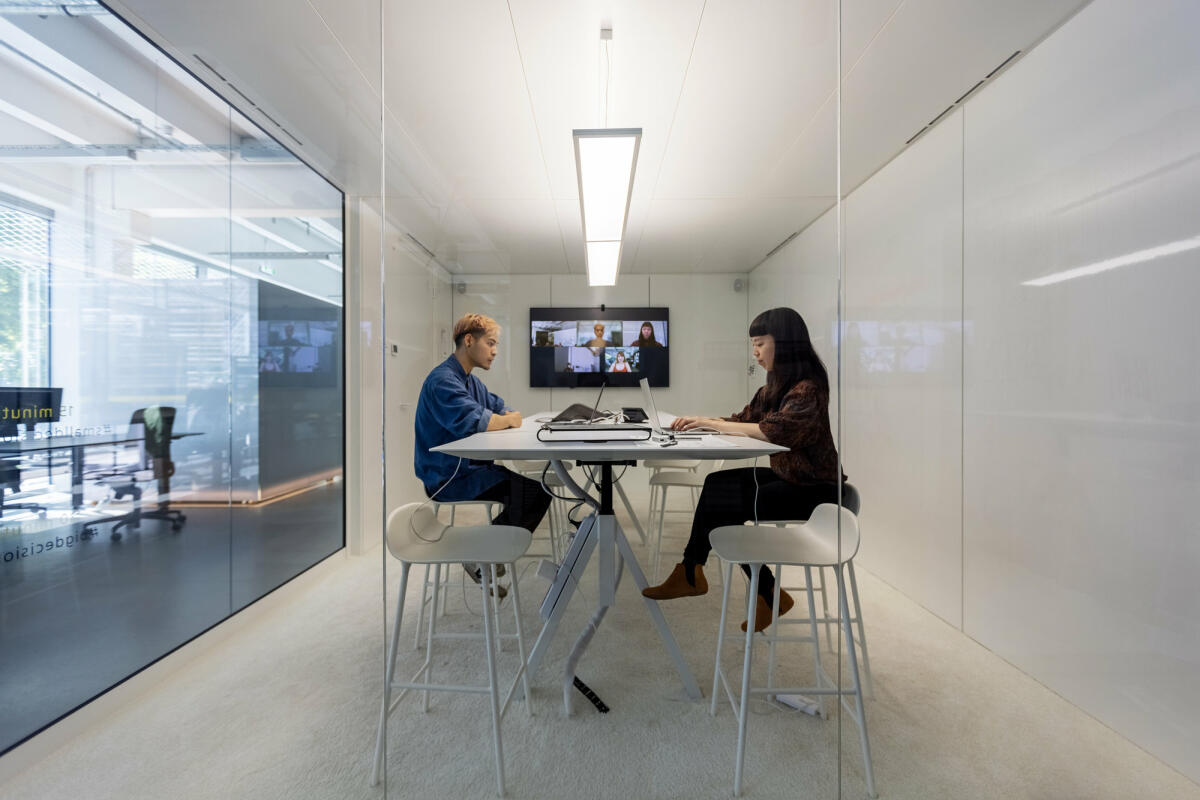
414;313;552;592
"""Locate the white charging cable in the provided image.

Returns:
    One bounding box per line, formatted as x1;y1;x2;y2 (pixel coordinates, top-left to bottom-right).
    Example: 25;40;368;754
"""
410;456;464;543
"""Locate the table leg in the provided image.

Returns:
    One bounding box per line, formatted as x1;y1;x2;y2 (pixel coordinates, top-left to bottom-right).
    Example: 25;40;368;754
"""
613;521;702;700
597;513;615;606
527;513;597;679
531;459;701;704
614;479;647;545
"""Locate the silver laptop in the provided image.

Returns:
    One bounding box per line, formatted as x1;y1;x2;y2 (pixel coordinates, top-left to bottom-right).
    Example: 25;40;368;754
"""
638;378;701;439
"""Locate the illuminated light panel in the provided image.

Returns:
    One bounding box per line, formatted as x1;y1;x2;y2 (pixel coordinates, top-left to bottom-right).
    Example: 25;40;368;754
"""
585;241;621;286
573;128;640;287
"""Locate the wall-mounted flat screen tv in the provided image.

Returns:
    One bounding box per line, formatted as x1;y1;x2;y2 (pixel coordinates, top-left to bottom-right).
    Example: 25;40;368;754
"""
530;307;668;388
257;319;339;386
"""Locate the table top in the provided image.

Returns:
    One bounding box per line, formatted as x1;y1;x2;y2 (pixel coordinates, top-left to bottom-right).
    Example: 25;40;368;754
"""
0;432;200;453
432;413;786;462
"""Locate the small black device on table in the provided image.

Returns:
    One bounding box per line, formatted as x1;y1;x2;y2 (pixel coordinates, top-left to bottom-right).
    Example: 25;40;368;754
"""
621;407;648;423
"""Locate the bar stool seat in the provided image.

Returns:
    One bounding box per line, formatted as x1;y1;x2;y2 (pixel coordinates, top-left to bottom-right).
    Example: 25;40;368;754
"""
709;503;876;798
398;524;527;563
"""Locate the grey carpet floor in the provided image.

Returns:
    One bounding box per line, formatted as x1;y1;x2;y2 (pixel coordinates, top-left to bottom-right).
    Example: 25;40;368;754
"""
2;485;1198;800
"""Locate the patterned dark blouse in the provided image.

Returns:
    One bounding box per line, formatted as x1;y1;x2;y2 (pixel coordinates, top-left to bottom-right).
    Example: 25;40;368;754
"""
725;379;846;486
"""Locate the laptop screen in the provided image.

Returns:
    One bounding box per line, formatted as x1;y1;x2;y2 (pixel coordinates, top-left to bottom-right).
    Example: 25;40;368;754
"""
639;378;666;435
586;382;606;423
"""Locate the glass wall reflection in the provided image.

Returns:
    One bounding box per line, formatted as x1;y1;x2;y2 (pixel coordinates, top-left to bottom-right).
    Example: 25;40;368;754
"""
0;1;343;755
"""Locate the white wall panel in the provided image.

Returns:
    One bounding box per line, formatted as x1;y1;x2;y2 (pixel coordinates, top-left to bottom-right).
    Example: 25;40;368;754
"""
748;0;1200;781
844;108;963;626
962;0;1200;780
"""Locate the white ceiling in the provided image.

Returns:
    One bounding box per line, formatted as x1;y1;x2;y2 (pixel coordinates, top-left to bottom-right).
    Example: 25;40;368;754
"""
107;0;1086;276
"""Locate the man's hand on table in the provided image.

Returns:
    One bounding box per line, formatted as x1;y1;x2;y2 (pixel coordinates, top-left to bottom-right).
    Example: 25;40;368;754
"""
486;411;523;431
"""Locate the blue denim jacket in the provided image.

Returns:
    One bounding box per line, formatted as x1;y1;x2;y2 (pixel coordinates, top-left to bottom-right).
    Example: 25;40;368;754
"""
414;355;510;501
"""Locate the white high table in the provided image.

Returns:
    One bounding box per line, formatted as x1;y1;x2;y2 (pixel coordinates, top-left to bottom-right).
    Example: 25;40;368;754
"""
432;414;786;710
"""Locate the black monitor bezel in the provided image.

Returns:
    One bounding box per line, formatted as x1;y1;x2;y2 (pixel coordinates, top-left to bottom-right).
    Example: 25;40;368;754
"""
529;306;669;388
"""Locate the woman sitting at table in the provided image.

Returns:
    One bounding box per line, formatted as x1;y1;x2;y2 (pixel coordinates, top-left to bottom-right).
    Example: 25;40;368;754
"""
642;306;845;632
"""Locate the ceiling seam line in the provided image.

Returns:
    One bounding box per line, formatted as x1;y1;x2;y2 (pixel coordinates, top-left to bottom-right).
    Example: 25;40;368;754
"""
627;0;707;274
753;1;904;211
302;4;464;247
308;0;476;271
843;0;907;79
504;0;572;275
304;0;383;106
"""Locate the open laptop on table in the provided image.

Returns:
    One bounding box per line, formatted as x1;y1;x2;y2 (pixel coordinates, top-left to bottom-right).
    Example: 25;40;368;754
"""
541;382;650;441
549;381;608;423
639;378;702;440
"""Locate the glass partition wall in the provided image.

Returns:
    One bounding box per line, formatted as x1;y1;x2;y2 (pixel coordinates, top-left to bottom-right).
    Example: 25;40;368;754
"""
377;2;846;798
0;1;344;757
379;2;1200;797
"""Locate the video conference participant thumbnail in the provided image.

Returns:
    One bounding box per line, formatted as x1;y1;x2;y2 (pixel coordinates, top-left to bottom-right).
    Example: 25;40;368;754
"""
603;347;639;373
579;321;622;348
532;320;577;347
622;320;666;347
554;346;600;373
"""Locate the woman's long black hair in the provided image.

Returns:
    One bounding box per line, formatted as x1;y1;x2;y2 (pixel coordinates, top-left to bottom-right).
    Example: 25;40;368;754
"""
749;307;829;410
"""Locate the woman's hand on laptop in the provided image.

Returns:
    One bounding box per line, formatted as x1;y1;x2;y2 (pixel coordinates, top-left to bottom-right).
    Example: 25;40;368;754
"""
671;416;724;432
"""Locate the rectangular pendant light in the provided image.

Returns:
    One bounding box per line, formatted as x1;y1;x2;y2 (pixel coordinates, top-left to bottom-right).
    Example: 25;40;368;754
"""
573;128;641;286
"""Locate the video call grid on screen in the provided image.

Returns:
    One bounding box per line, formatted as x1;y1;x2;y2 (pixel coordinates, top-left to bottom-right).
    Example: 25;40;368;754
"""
529;307;669;388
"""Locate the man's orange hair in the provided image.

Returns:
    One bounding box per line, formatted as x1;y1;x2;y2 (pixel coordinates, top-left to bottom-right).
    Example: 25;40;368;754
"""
453;313;500;347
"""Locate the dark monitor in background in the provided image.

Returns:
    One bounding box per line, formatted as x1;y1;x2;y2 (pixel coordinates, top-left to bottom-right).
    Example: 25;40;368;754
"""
257;318;339;386
0;387;63;436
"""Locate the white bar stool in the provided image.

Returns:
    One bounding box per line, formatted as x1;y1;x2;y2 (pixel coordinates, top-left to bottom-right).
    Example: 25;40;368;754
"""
709;503;877;798
648;460;723;579
646;458;701;526
414;499;504;650
371;502;534;797
739;483;873;695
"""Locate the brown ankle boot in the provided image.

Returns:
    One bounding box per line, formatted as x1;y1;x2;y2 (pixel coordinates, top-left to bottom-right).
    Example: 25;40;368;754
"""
642;562;708;600
741;589;794;633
